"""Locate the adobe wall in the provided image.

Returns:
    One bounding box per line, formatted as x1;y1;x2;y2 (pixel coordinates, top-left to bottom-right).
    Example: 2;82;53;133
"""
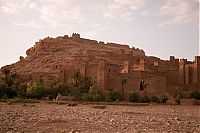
96;60;108;96
166;70;179;85
147;75;167;95
106;63;122;90
119;71;147;99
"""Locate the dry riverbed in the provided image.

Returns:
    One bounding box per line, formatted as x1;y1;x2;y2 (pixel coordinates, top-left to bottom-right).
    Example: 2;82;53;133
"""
0;102;199;133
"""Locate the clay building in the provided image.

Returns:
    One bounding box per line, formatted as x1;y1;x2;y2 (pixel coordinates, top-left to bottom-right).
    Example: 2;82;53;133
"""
1;33;199;98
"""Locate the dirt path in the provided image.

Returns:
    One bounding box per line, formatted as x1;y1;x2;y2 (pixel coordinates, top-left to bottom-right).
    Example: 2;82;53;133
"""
0;102;199;133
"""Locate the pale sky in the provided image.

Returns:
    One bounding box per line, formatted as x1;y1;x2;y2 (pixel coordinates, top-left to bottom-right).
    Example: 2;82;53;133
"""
0;0;199;67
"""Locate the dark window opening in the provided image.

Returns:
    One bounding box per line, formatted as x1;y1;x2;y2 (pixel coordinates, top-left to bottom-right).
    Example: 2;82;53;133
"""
55;65;58;69
140;81;145;91
108;69;110;72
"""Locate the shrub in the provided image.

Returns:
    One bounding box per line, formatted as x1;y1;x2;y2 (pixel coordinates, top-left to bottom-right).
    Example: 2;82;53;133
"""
175;94;181;105
69;87;82;100
92;105;106;109
107;89;121;102
190;90;200;100
128;91;140;103
160;94;169;104
68;102;78;106
82;87;102;102
0;83;6;98
17;83;27;98
151;95;160;103
173;88;183;99
140;95;150;103
45;82;69;99
29;83;45;99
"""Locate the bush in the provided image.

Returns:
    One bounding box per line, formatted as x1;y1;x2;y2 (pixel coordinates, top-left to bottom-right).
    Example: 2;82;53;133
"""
160;94;169;104
28;83;45;99
92;105;106;109
0;83;6;98
17;83;27;98
82;87;102;102
140;95;150;103
173;89;183;99
151;95;160;103
45;82;69;99
68;102;78;106
128;91;140;103
69;87;82;100
107;89;121;102
175;94;181;105
190;90;200;100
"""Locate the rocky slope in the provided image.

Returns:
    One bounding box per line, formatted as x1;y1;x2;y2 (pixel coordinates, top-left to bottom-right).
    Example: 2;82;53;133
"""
1;33;145;80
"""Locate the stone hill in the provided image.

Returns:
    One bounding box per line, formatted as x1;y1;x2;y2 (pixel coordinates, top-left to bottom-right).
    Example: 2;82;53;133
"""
3;33;145;81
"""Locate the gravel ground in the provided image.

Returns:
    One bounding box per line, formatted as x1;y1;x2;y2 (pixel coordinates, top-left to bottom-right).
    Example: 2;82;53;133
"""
0;102;199;133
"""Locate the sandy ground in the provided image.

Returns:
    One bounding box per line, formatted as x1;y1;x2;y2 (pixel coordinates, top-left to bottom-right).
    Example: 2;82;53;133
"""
0;102;199;133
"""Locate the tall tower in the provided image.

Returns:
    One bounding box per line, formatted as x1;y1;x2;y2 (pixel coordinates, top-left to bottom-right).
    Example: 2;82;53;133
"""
122;60;129;73
194;56;200;84
97;60;107;96
179;59;187;84
140;58;145;71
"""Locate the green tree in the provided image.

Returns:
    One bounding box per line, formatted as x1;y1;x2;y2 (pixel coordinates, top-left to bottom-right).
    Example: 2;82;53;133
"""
1;68;17;98
73;71;92;94
2;68;10;80
17;83;27;98
52;82;69;96
2;68;10;97
73;71;82;86
28;82;45;99
79;76;92;93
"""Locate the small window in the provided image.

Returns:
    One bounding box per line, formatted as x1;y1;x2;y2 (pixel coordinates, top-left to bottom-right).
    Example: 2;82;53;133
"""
108;69;110;72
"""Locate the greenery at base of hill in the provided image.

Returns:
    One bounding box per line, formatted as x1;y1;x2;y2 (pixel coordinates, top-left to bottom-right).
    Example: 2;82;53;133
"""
0;68;199;103
190;90;200;100
106;89;121;102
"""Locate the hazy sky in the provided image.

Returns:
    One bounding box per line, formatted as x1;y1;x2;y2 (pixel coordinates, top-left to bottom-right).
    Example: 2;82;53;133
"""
0;0;199;67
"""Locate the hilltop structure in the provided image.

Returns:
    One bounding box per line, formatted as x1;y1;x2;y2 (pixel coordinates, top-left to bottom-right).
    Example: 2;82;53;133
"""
1;33;199;98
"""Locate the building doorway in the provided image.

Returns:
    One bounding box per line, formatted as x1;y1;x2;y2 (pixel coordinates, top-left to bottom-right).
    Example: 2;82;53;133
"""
140;81;145;91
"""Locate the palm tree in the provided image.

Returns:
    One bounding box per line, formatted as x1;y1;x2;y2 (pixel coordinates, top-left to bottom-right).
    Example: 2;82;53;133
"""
121;77;128;100
2;68;11;97
73;71;82;86
2;68;10;80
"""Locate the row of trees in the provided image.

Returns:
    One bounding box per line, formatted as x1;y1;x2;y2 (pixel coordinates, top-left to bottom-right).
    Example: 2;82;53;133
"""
0;69;100;100
0;68;128;101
